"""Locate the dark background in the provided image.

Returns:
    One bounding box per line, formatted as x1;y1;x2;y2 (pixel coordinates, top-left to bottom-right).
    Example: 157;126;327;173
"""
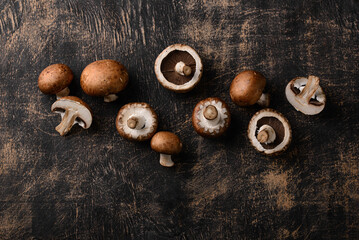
1;0;358;239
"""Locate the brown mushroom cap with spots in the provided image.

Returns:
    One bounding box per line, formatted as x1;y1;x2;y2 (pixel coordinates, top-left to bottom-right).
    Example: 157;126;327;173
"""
116;102;158;141
230;70;270;107
192;97;231;138
154;44;203;93
285;75;326;115
80;59;129;102
38;64;73;98
51;96;93;136
247;108;291;156
150;131;182;167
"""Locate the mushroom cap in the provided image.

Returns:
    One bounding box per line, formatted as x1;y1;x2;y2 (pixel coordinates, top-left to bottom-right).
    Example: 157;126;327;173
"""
247;108;291;156
116;102;158;141
192;97;231;138
51;96;93;129
154;44;203;93
38;64;73;94
230;70;266;106
80;59;128;97
285;76;326;115
151;131;182;155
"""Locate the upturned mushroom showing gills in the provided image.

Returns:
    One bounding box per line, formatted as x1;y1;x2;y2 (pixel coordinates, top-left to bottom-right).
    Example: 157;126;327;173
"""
38;64;73;98
150;131;182;167
248;108;291;155
192;97;231;138
80;60;129;102
51;96;92;136
116;102;158;141
230;70;270;107
285;75;326;115
154;44;203;93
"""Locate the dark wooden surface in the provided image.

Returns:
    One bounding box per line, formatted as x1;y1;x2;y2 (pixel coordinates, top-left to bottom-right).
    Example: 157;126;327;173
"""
1;0;358;239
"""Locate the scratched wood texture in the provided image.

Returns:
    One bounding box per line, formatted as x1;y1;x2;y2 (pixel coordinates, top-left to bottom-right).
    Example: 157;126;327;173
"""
0;0;358;239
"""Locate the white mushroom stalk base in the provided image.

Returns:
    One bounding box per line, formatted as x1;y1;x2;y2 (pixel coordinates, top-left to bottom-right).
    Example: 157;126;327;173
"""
159;154;174;167
175;61;192;76
56;87;70;99
127;115;145;130
104;94;118;102
55;110;78;136
296;75;320;105
257;125;276;144
257;93;270;107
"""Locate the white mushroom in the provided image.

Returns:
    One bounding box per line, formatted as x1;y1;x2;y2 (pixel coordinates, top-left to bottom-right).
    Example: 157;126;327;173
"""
285;75;326;115
248;108;291;155
154;44;203;93
116;103;158;141
192;97;231;138
51;96;92;136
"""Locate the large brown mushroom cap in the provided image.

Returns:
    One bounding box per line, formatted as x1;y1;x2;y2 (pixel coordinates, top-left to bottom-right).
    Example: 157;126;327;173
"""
38;64;73;95
80;59;128;97
230;70;266;106
116;102;158;141
151;131;182;155
154;44;203;93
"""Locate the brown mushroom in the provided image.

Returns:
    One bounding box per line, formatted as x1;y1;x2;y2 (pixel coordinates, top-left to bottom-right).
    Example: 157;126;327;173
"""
38;64;73;98
80;60;129;102
192;97;231;138
248;108;291;155
51;96;93;136
230;70;270;107
150;131;182;167
116;102;158;141
285;75;326;115
154;44;203;93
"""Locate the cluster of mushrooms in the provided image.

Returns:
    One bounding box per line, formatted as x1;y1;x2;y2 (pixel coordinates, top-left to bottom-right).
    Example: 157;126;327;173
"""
38;44;326;166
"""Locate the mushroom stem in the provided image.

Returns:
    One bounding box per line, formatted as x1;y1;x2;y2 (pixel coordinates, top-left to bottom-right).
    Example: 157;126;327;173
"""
55;110;77;136
175;61;192;76
159;154;174;167
257;93;270;107
56;87;70;99
203;105;218;120
104;94;118;102
257;125;276;144
297;75;319;104
127;117;138;129
257;130;269;143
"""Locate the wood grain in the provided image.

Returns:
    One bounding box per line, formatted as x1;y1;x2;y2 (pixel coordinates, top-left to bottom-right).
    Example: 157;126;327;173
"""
0;0;358;239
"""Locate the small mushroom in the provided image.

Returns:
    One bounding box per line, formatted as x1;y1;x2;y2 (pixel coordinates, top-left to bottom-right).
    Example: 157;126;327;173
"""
80;60;129;102
192;97;231;138
285;75;326;115
150;131;182;167
38;64;73;98
154;44;203;93
248;108;291;155
51;96;92;136
230;70;270;107
116;102;158;141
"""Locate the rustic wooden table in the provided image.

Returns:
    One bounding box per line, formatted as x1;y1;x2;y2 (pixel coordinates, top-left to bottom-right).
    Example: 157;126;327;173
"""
1;0;358;239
